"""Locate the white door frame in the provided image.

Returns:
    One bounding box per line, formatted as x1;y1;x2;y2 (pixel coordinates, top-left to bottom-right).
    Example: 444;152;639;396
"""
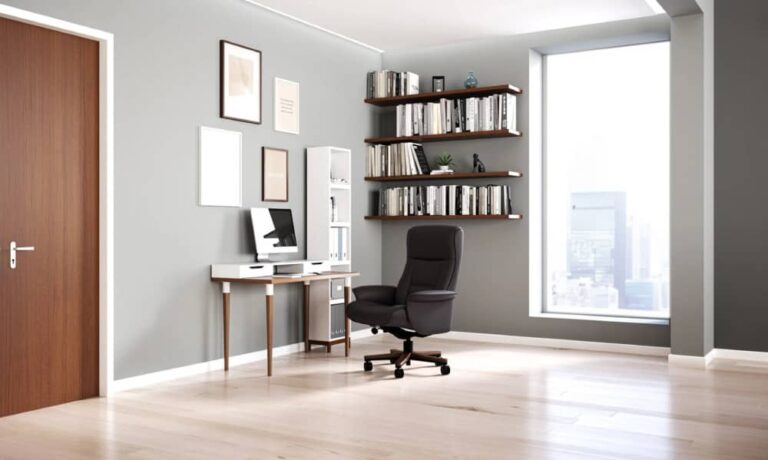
0;4;115;396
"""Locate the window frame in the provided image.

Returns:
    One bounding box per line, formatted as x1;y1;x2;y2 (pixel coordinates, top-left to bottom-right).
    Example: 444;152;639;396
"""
540;41;671;322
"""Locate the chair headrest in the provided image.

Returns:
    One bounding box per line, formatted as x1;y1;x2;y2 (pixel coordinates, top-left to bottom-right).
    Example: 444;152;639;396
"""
407;225;463;261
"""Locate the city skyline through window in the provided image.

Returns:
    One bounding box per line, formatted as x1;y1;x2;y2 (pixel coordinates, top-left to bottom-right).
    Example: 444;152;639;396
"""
544;42;670;319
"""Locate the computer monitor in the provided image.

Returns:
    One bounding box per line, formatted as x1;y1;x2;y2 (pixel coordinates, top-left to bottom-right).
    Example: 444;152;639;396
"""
250;208;298;261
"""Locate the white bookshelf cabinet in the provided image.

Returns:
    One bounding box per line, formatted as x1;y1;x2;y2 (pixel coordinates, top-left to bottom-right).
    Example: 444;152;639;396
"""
306;146;352;349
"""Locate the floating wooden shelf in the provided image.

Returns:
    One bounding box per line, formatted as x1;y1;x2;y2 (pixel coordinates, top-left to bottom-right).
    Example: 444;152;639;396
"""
365;84;523;107
365;129;522;145
365;214;522;221
365;171;522;182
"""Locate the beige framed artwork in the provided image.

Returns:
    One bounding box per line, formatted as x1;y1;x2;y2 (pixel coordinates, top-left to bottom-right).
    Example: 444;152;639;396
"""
274;77;299;134
262;147;288;202
220;40;261;124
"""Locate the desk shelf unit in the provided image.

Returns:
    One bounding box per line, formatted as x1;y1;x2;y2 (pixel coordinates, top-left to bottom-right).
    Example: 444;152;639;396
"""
306;146;352;351
364;82;524;221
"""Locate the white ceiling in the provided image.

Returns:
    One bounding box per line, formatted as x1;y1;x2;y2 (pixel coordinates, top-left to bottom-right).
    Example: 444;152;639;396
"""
247;0;664;52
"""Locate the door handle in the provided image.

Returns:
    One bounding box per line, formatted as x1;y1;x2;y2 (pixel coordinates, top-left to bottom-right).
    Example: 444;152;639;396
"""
10;241;35;269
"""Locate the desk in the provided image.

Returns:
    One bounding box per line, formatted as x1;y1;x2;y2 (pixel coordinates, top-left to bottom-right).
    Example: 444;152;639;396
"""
211;271;359;376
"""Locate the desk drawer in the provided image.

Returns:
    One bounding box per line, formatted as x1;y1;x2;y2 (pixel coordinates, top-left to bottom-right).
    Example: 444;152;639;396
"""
211;264;273;279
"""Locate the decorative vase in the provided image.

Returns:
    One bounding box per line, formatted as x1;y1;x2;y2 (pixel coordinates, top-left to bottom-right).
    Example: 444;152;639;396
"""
464;71;478;89
439;165;450;171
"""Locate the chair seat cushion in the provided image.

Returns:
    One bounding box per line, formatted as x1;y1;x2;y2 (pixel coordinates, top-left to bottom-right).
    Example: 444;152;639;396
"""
347;300;411;328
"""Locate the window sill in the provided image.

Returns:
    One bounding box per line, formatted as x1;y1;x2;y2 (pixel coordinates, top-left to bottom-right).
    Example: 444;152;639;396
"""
530;311;670;326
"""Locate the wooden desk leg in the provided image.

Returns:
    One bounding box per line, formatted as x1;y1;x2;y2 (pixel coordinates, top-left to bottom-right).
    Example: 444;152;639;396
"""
344;278;352;357
303;281;310;353
222;282;231;371
265;284;274;377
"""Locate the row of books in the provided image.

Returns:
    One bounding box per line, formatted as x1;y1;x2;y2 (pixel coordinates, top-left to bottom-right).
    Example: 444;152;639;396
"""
329;227;349;262
395;94;517;137
366;143;431;177
366;70;419;98
373;185;514;217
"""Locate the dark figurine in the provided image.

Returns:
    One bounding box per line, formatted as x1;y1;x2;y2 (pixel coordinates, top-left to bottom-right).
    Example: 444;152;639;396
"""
472;153;486;173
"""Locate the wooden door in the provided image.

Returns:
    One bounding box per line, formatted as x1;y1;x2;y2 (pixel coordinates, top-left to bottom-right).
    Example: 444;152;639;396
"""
0;16;100;417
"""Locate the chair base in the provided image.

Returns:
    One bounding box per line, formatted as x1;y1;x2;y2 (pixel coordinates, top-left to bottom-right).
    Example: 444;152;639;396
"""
363;339;450;378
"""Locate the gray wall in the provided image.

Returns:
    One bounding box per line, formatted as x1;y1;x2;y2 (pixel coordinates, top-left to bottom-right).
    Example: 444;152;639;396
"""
5;0;382;378
714;0;768;352
381;17;672;347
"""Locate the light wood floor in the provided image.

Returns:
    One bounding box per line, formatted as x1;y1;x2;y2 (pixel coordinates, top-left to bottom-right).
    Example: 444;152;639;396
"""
1;335;768;459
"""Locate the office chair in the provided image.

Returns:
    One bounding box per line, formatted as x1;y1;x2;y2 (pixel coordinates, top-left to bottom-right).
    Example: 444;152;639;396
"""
347;225;463;378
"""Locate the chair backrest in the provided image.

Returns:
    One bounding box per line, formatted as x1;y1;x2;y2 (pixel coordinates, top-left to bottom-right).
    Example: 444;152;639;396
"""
395;225;463;304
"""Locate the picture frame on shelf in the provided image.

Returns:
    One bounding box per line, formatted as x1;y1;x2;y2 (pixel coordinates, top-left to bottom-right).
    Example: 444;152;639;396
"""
220;40;262;124
432;76;445;92
262;147;289;202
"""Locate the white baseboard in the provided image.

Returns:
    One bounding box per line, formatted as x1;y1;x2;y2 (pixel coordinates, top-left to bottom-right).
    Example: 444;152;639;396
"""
112;328;374;393
111;330;768;393
708;348;768;365
667;353;710;368
440;331;670;357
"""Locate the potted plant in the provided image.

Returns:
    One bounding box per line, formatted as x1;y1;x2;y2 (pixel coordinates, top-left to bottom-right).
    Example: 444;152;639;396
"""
435;154;455;172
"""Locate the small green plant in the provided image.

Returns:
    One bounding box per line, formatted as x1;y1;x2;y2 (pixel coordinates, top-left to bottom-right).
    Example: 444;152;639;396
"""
436;154;455;167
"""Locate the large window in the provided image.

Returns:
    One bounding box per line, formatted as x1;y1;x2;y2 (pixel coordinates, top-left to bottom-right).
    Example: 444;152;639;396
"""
544;42;670;319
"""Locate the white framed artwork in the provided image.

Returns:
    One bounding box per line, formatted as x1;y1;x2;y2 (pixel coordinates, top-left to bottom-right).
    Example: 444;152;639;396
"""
199;126;242;207
274;77;300;134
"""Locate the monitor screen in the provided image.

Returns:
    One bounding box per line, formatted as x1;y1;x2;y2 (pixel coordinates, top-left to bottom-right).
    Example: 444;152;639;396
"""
251;208;298;258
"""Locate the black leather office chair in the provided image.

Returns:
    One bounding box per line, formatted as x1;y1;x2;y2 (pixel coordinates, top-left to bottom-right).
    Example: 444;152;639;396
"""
347;225;463;378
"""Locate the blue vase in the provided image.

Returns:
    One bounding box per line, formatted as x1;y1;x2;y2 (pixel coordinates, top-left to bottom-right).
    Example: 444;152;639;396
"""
464;71;478;89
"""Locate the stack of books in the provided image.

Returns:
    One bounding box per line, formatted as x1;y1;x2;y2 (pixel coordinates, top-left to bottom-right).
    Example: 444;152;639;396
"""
395;94;517;137
373;184;513;217
366;70;420;98
366;143;430;177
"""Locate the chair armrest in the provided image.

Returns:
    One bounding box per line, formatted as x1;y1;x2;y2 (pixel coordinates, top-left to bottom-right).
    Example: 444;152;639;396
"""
407;290;456;303
405;290;456;335
353;285;396;304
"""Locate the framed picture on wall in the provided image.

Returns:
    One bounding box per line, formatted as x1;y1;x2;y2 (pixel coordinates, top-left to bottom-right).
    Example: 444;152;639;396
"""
199;126;242;207
220;40;262;124
274;77;300;134
262;147;288;202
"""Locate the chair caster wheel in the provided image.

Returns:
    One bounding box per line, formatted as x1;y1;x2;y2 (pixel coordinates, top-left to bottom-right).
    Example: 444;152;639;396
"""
394;368;405;379
406;360;411;366
440;365;451;375
364;361;373;372
371;327;378;335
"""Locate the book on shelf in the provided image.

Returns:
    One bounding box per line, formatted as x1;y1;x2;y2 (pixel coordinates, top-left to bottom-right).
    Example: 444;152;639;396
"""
393;94;517;137
372;184;514;217
366;142;431;177
366;70;419;98
328;226;349;262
